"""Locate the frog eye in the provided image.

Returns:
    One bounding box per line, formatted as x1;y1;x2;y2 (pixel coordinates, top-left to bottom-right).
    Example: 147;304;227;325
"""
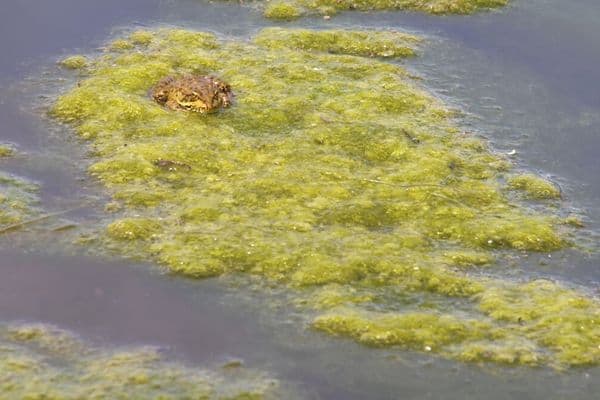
154;92;168;103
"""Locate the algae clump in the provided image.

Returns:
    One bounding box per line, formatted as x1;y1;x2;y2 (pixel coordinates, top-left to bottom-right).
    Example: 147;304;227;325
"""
230;0;508;19
109;39;135;51
255;28;420;58
130;30;154;46
478;280;600;366
508;174;561;200
49;27;598;368
0;171;39;229
313;311;494;349
0;145;14;158
59;55;88;70
106;217;162;241
264;1;302;19
0;322;289;399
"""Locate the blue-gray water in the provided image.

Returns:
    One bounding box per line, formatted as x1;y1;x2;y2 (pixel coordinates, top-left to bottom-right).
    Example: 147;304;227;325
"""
0;0;599;398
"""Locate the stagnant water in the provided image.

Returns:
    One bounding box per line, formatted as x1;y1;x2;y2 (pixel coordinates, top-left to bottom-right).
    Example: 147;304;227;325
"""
1;0;599;398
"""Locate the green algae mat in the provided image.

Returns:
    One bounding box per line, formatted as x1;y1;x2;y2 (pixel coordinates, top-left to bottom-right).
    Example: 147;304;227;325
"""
0;322;287;399
49;27;599;369
230;0;508;20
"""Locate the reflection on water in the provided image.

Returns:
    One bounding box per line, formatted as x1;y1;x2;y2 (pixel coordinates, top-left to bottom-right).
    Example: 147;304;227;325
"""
0;0;598;398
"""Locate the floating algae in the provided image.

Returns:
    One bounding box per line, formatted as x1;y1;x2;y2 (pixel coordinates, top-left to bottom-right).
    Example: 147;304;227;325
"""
229;0;508;20
0;322;288;399
0;169;39;231
507;174;561;200
254;28;421;58
59;55;89;70
264;1;303;19
49;28;599;368
0;145;14;158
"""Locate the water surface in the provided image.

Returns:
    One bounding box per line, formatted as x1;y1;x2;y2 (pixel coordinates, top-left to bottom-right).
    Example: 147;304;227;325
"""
0;0;598;398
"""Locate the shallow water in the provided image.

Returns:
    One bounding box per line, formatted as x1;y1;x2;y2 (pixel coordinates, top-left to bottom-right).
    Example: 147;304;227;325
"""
0;0;599;398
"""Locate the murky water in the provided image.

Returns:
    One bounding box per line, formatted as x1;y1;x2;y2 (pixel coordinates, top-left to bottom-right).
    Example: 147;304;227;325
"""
1;0;599;398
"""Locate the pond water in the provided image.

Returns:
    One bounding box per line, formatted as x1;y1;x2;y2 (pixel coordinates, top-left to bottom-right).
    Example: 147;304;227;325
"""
0;0;598;398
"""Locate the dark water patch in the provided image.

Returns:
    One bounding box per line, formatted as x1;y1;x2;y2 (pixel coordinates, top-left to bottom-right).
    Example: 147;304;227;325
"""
0;0;162;80
0;251;252;357
1;249;599;399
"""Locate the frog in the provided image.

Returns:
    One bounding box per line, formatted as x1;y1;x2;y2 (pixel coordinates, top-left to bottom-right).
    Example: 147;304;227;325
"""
152;158;192;172
151;75;234;113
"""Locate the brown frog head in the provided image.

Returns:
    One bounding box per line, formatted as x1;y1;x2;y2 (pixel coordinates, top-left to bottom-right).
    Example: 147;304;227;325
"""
152;75;234;113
